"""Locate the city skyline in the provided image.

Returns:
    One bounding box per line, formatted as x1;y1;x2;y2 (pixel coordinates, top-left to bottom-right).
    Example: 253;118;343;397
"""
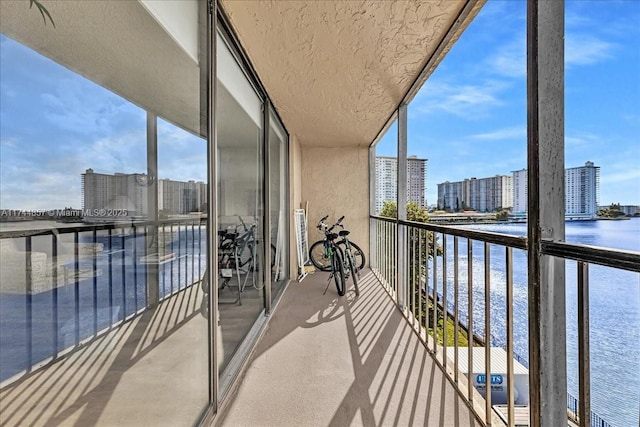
375;0;640;206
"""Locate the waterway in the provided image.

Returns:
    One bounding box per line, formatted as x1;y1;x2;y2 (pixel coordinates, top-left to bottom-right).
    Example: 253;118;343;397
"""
454;218;640;427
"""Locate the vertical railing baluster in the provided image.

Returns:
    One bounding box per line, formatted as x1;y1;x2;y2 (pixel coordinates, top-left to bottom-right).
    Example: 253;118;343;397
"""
380;222;383;283
161;225;167;298
25;236;33;371
432;232;437;354
52;233;59;357
74;232;80;345
484;242;491;426
454;236;459;384
506;247;515;427
178;222;182;292
121;233;126;320
394;223;398;296
108;229;113;328
192;223;195;286
170;223;174;294
381;222;385;285
578;261;591;427
143;225;148;307
467;238;474;402
389;221;392;292
418;229;423;335
133;224;138;311
93;229;98;334
442;234;448;369
411;228;415;326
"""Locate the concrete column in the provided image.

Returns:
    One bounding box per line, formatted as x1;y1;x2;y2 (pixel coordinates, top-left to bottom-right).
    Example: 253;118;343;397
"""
397;104;408;310
369;146;376;270
526;1;566;426
146;112;159;307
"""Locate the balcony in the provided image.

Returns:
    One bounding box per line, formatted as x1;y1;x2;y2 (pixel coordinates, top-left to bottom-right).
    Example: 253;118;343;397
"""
218;217;639;427
1;0;639;426
219;270;481;427
1;212;639;426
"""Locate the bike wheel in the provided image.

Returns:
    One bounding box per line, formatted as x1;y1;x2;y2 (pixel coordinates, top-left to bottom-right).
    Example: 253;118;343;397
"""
309;240;331;271
338;241;366;270
346;249;360;296
332;248;346;296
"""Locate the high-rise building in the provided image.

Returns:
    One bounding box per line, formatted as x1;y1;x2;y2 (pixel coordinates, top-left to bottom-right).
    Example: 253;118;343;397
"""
82;169;149;219
158;178;207;215
511;162;600;217
565;161;600;216
437;181;464;211
512;169;528;213
375;155;428;213
82;169;207;220
437;175;512;212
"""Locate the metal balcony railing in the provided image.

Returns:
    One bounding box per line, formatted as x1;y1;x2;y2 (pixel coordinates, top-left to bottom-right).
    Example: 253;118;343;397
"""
369;215;639;427
0;217;207;386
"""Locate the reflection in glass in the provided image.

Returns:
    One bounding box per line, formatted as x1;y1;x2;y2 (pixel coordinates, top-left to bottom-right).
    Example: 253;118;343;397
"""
216;35;265;373
0;1;209;425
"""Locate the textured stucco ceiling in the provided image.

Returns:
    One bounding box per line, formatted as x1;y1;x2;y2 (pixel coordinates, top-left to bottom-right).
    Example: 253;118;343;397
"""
220;0;483;148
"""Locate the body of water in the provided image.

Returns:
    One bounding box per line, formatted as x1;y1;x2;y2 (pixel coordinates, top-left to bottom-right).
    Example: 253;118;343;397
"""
452;218;640;427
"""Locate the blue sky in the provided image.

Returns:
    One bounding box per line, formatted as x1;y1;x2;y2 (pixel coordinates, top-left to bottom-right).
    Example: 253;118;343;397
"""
0;0;638;210
0;34;206;210
376;0;640;206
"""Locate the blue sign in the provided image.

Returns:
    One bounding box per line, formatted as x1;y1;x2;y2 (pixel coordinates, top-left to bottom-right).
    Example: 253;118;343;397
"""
476;374;504;385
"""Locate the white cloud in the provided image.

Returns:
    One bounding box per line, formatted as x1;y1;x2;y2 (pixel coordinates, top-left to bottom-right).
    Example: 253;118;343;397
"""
471;126;526;141
565;133;600;147
413;79;509;118
488;38;526;79
565;35;616;68
602;169;640;184
0;136;18;148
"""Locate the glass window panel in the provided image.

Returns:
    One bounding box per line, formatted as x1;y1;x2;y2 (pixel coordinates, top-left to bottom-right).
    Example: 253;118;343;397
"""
0;1;209;425
216;34;265;374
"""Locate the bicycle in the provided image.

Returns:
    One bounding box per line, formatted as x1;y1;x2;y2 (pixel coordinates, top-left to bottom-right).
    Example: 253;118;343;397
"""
310;215;346;296
309;216;366;273
333;216;360;296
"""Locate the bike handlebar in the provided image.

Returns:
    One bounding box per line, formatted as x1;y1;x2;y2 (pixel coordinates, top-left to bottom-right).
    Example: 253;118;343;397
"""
316;215;347;233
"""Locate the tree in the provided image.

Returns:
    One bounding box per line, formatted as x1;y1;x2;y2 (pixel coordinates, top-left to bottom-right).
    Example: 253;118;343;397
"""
495;210;509;221
379;201;457;343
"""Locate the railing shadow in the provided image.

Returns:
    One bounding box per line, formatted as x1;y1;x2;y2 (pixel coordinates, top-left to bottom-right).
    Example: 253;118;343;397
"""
224;269;479;426
0;282;207;427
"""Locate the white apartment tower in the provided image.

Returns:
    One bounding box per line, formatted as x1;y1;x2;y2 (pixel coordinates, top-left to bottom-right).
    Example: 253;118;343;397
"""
566;161;600;216
437;175;512;212
511;162;600;217
375;155;428;213
512;169;528;213
82;169;149;218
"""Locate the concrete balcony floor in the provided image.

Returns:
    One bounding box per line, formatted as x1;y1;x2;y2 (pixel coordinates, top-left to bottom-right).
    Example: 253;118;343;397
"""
218;269;481;427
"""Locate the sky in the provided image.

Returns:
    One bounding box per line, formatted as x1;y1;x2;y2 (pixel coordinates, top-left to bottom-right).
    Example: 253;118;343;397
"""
0;33;207;210
375;0;640;206
0;0;639;210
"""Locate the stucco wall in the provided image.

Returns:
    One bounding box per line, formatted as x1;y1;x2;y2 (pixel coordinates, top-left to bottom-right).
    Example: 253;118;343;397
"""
301;146;370;267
